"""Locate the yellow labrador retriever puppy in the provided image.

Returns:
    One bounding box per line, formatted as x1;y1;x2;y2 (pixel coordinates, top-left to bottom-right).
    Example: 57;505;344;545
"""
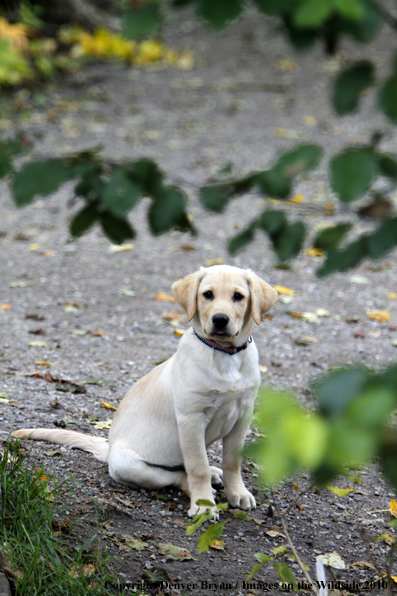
13;265;277;518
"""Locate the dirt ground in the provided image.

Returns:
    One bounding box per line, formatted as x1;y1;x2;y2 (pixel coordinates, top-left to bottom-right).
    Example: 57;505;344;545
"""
1;7;397;595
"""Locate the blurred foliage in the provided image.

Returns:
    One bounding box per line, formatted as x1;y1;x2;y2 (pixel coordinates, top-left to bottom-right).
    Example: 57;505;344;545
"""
248;366;397;490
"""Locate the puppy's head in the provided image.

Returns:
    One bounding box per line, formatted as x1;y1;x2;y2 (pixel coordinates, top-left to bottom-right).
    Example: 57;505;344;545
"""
172;265;277;344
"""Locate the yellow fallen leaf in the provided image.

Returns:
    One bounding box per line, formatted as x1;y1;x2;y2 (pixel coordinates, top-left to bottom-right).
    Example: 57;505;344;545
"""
274;285;297;296
303;115;317;126
210;539;225;550
174;329;185;337
29;243;39;251
388;293;397;300
274;127;296;139
91;418;113;429
0;304;11;310
275;58;298;72
290;194;306;203
205;258;223;266
153;293;175;302
109;243;134;252
316;552;345;570
35;361;52;366
390;499;397;518
259;365;268;374
39;250;54;257
367;310;391;323
100;400;117;411
326;484;353;497
305;247;324;257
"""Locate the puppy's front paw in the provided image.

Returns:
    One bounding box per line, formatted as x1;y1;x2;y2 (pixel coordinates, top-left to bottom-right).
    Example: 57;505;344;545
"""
188;502;219;520
209;466;223;486
225;487;256;511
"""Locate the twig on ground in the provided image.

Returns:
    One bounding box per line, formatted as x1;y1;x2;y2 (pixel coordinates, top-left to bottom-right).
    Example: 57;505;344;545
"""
273;502;320;596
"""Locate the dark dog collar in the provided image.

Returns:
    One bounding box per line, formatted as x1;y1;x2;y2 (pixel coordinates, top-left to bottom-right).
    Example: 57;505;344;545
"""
193;329;252;355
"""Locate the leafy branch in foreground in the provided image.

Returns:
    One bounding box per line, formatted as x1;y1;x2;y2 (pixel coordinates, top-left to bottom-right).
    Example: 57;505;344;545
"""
2;145;193;245
0;440;114;595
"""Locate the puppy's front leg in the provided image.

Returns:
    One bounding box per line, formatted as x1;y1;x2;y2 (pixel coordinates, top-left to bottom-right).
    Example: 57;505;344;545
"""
222;413;256;511
177;415;218;519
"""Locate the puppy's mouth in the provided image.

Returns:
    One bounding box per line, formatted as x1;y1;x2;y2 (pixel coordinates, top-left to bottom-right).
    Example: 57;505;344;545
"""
207;328;237;341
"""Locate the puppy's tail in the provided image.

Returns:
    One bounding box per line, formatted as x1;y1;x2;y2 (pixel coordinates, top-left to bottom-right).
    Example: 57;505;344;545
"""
12;429;109;463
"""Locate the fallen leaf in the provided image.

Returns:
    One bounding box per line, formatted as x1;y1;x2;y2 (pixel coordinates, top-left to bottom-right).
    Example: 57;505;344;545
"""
390;500;397;518
305;247;323;257
274;127;297;139
174;329;185;337
90;418;112;429
259;365;268;373
275;58;299;72
109;243;134;252
324;202;334;215
100;400;117;411
367;310;391;323
367;331;381;338
28;341;47;347
35;361;52;366
39;250;54;257
162;311;185;324
9;280;37;287
345;317;359;323
0;304;11;310
388;293;397;300
114;534;150;552
351;560;375;570
294;336;319;346
205;258;223;266
303;115;317;126
153;293;175;302
0;397;9;404
326;484;353;497
69;564;95;578
209;539;225;551
377;533;393;546
113;494;140;508
316;552;346;569
354;333;366;338
350;275;369;284
316;308;329;317
29;329;46;335
158;543;196;561
89;329;106;337
274;285;297;296
290;194;306;203
29;243;39;251
120;288;137;297
266;529;285;538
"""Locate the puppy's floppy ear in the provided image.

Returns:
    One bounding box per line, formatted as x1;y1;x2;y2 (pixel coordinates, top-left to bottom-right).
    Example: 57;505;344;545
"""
172;269;205;322
246;269;277;325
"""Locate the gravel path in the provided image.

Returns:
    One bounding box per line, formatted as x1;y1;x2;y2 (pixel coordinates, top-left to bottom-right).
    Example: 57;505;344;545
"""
1;8;397;595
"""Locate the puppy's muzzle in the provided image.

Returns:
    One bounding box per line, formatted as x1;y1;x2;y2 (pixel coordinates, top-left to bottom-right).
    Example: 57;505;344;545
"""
212;313;230;335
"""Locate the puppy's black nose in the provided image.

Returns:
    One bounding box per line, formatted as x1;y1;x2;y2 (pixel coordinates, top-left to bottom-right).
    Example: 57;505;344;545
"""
212;314;229;329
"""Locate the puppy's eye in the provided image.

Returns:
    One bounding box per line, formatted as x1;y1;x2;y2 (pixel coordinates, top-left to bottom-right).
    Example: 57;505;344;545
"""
203;290;213;300
233;292;244;302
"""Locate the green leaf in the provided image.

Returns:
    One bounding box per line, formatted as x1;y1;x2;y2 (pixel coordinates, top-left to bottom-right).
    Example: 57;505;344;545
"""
279;562;298;590
326;484;353;496
70;202;99;238
228;228;255;255
294;0;333;28
312;367;370;418
367;217;397;259
334;0;363;20
246;555;272;581
123;4;160;39
332;61;375;115
253;169;291;198
100;211;136;244
272;221;306;261
198;522;225;554
258;210;286;235
330;148;377;202
252;0;293;16
197;0;244;30
128;158;164;196
378;153;397;181
75;172;105;199
100;168;141;217
313;223;352;251
283;16;318;50
148;186;192;235
200;184;232;213
317;237;367;276
277;143;323;176
340;0;381;43
12;159;72;206
0;139;22;178
379;75;397;124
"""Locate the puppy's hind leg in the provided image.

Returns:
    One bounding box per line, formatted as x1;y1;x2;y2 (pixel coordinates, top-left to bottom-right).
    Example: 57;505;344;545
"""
108;444;187;491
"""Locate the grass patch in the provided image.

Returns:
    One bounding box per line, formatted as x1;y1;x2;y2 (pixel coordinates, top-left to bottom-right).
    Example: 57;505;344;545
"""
0;439;117;595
